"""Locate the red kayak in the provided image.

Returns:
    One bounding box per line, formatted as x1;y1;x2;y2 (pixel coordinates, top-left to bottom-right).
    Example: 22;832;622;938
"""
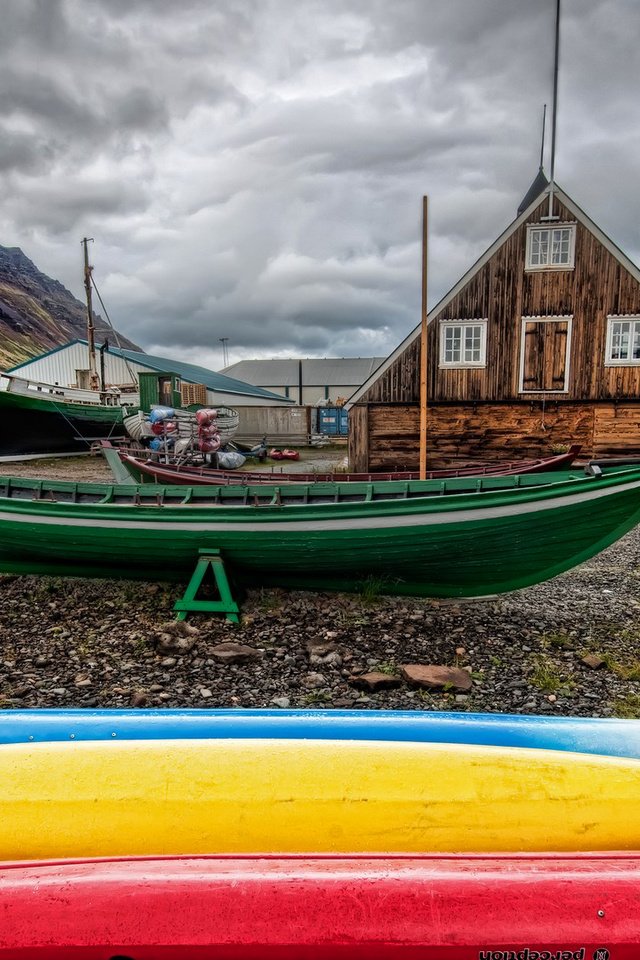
0;853;638;957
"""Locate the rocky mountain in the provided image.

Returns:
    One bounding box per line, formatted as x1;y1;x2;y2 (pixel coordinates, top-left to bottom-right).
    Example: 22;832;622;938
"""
0;245;140;370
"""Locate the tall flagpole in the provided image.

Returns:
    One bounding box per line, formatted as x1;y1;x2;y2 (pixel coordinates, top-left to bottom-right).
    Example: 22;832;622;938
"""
419;196;428;480
546;0;561;220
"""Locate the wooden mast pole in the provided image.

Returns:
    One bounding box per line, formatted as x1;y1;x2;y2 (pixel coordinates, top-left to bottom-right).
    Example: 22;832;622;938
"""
81;237;100;391
419;196;428;480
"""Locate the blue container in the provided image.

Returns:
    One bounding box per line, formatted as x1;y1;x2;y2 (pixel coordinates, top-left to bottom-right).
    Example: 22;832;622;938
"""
318;407;348;436
338;407;348;435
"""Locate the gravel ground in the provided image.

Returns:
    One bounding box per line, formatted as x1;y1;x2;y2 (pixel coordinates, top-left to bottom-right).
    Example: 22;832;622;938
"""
1;453;640;718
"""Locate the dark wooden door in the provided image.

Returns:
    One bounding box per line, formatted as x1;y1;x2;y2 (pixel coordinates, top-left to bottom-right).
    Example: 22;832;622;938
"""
520;319;570;392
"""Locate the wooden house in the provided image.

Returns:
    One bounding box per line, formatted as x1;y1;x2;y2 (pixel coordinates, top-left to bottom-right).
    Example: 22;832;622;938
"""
346;175;640;471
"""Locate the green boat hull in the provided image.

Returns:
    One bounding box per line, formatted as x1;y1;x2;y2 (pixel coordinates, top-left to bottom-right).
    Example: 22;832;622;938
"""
0;387;127;457
0;469;639;597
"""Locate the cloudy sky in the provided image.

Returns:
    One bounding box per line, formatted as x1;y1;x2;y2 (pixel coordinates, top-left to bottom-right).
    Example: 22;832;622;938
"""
1;0;638;370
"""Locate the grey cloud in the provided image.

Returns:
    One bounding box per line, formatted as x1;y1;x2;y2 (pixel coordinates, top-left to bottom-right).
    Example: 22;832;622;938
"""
0;0;638;364
6;179;152;235
0;128;55;174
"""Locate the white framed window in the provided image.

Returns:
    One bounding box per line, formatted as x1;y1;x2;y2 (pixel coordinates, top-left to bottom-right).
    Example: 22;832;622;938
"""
605;316;640;365
525;223;576;270
439;320;487;368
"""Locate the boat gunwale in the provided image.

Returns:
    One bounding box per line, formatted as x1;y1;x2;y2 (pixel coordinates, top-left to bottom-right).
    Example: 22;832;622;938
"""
0;465;640;522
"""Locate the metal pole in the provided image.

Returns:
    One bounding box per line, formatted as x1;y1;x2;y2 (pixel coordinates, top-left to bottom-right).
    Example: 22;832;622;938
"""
219;338;229;368
81;237;100;391
547;0;561;219
419;196;428;480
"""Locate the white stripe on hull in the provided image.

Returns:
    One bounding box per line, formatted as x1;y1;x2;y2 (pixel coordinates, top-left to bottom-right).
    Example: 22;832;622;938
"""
0;478;639;534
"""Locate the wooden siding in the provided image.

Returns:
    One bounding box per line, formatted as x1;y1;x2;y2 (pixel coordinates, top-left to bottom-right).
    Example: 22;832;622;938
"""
361;196;640;406
350;192;640;471
235;406;311;445
347;403;369;472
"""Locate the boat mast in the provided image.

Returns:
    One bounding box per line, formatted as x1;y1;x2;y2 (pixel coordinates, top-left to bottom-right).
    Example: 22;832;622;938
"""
81;237;100;391
419;196;428;480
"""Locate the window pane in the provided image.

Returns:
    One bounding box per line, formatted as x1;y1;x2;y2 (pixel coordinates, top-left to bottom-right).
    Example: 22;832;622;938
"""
530;230;548;265
551;229;571;264
611;321;630;360
464;325;482;362
444;327;462;363
633;322;640;360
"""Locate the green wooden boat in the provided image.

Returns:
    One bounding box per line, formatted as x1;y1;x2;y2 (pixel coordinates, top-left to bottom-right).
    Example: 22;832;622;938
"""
0;465;639;598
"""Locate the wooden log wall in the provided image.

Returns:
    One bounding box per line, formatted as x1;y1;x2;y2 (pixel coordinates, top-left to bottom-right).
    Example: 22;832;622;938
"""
593;404;640;457
349;401;640;471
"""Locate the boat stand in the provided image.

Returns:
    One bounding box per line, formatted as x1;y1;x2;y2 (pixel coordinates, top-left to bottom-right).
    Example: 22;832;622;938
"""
173;549;240;624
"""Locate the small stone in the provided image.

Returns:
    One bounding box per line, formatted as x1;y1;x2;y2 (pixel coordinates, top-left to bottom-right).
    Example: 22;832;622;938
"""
306;639;339;658
302;672;326;689
75;678;92;688
310;651;343;667
130;690;148;707
199;688;213;699
155;620;199;653
548;694;557;702
455;647;466;656
400;664;473;692
271;696;291;708
210;642;260;664
581;653;607;670
349;672;402;692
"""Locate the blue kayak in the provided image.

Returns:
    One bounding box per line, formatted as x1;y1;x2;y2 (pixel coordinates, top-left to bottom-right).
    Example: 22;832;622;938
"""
1;708;639;758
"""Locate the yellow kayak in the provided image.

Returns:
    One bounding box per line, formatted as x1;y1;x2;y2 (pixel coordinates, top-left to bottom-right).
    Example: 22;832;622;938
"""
4;738;640;859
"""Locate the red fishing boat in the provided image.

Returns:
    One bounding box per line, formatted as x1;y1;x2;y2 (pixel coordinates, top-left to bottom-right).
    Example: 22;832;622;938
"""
104;442;582;486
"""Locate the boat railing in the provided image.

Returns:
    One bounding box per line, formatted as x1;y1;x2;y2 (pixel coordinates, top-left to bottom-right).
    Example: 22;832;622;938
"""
0;372;139;407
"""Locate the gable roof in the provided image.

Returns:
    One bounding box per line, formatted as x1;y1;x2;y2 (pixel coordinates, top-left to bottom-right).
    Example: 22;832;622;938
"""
221;357;386;387
10;340;293;403
113;346;293;401
346;181;640;408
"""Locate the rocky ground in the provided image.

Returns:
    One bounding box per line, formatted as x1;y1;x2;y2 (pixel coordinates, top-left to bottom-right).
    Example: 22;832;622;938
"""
1;453;640;718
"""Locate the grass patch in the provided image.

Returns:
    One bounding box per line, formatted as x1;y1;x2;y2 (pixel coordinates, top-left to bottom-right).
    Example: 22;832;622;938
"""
374;661;398;676
581;649;640;680
255;589;286;613
610;693;640;719
336;610;369;627
299;690;333;706
541;631;574;650
528;654;574;694
358;576;391;605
